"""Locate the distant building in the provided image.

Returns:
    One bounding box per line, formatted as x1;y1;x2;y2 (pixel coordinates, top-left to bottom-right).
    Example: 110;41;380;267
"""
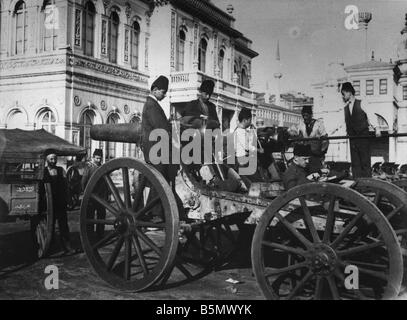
255;93;302;128
313;18;407;166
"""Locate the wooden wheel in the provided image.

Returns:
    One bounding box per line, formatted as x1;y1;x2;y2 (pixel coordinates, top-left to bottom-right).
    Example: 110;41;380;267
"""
393;179;407;192
251;183;403;300
31;183;54;259
156;215;243;289
352;178;407;259
66;166;81;210
80;158;179;291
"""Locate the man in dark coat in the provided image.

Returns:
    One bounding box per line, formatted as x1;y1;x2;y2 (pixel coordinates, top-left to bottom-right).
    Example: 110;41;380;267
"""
341;82;381;178
141;76;184;218
283;144;313;190
181;80;221;130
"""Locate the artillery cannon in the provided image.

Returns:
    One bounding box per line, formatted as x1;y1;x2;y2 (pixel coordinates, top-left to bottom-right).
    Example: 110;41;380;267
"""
79;123;407;300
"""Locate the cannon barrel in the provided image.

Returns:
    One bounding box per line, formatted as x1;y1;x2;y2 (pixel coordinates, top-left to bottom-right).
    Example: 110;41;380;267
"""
288;132;407;143
90;123;142;144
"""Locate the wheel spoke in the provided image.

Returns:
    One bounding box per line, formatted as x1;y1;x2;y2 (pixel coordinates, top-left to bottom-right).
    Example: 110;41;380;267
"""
175;259;193;279
104;174;125;211
132;175;146;211
314;276;324;300
337;241;385;257
86;219;115;225
123;236;132;280
92;231;119;250
134;197;161;219
275;212;313;249
132;234;149;276
327;275;340;300
331;211;364;248
265;261;309;277
262;240;307;257
136;229;162;256
90;194;120;217
122;167;132;209
135;221;166;229
386;204;404;221
286;270;313;300
323;195;336;243
299;197;320;243
107;236;124;271
340;261;388;281
373;192;381;206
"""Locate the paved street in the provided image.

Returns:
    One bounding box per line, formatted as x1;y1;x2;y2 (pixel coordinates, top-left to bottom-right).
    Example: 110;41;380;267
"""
0;209;263;300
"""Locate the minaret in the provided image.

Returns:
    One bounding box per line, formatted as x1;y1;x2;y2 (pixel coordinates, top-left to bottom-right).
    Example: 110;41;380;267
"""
274;40;283;106
358;11;372;61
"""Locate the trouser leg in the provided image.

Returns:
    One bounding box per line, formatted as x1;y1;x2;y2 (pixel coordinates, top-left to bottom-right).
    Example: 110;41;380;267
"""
350;141;362;179
357;140;372;178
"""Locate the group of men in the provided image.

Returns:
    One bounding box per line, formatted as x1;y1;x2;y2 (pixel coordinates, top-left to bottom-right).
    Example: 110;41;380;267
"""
283;81;381;189
45;78;379;254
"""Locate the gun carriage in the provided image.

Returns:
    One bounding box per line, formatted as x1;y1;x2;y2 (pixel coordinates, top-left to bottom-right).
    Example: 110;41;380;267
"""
79;123;407;300
0;129;86;258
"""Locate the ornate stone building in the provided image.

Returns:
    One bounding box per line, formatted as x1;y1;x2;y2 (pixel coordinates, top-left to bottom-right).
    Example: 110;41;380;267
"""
0;0;259;160
0;0;152;160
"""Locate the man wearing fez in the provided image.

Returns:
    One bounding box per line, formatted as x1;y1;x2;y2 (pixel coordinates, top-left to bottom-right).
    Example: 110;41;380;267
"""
182;79;221;130
141;76;183;216
82;148;107;239
288;105;329;173
341;82;381;178
41;151;76;254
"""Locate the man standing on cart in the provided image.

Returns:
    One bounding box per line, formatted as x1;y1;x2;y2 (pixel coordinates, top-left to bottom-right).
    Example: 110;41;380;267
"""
341;82;381;178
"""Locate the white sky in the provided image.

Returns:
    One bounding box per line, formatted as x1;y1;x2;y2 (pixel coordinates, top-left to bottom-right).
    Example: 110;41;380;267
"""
212;0;407;96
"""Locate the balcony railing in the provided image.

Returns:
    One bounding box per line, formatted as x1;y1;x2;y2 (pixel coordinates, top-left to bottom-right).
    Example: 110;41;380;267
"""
170;70;255;106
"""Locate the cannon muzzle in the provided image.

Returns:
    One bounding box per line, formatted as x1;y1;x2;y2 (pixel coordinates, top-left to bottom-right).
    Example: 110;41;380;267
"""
90;124;142;144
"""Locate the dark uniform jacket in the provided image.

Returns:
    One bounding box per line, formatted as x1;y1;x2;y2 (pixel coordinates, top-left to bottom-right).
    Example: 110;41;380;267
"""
182;99;221;130
344;99;369;136
282;162;310;190
141;96;172;163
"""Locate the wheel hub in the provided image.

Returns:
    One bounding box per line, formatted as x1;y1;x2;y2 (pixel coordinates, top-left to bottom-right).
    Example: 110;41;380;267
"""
114;214;135;235
310;243;338;275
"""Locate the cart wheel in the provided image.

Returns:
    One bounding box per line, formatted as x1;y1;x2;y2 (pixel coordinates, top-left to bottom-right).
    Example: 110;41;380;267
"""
80;158;179;291
393;179;407;192
251;183;403;300
31;183;54;259
352;178;407;259
157;215;243;289
66;166;81;210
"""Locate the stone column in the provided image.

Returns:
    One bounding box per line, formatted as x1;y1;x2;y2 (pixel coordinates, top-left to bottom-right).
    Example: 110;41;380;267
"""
26;3;40;54
55;0;68;49
0;9;10;56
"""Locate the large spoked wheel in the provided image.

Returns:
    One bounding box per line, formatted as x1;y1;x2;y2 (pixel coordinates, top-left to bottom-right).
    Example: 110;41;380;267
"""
352;178;407;259
66;166;81;210
31;183;54;259
251;183;403;300
80;158;179;291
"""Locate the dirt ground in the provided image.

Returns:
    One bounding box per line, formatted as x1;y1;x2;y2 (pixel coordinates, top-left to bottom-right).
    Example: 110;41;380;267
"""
0;209;263;300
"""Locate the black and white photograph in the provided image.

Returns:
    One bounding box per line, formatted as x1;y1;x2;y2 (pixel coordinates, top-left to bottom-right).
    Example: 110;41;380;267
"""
0;0;407;304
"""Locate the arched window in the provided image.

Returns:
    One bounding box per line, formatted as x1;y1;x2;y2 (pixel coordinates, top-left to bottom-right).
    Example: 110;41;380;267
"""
131;21;140;70
106;113;120;160
7;110;26;129
14;0;28;55
79;110;95;156
108;11;119;63
241;67;249;88
177;30;186;71
198;38;207;73
82;1;95;56
218;49;225;78
233;62;239;81
41;0;58;52
38;109;56;134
